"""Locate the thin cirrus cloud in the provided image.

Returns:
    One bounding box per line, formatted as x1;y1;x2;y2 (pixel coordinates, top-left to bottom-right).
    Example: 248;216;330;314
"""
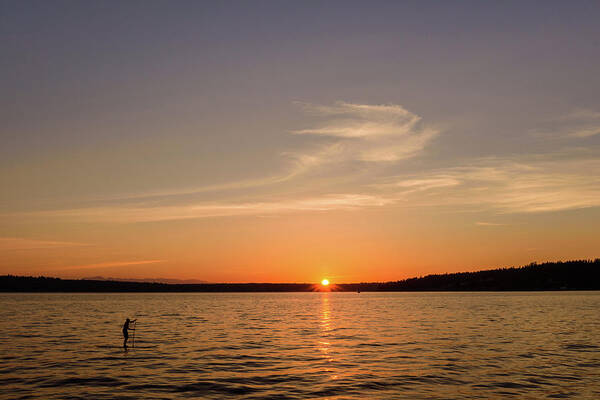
0;237;89;251
11;102;437;223
458;158;600;213
293;102;422;138
21;194;393;223
532;109;600;139
8;102;598;223
87;101;437;204
377;177;461;193
27;155;600;222
291;101;439;163
388;156;600;214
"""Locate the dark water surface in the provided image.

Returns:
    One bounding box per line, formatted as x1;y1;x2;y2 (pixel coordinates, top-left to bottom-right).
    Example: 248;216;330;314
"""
1;292;599;399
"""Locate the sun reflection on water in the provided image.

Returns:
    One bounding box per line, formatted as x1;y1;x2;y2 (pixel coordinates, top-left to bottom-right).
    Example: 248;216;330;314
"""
318;293;335;378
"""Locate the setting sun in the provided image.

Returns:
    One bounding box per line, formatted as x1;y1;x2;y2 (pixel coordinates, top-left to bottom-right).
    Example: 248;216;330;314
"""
321;279;330;286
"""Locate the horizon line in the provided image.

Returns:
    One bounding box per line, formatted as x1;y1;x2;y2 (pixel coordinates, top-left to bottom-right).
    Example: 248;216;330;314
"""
4;258;598;285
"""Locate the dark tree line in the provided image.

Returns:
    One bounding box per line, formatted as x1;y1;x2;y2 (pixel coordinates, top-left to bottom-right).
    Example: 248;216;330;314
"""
348;259;600;291
1;259;598;292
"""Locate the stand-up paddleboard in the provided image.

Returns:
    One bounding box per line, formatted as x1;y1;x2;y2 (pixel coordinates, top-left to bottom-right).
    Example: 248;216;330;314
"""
97;344;158;350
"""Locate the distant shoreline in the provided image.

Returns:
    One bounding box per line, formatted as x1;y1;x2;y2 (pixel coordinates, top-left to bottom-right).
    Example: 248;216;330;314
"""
2;259;599;292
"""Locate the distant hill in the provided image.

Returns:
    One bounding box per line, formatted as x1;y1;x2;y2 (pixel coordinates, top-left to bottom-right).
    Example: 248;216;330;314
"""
83;276;208;284
1;259;599;292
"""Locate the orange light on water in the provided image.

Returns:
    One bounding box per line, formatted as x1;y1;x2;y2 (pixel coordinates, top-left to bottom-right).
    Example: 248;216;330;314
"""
321;279;330;286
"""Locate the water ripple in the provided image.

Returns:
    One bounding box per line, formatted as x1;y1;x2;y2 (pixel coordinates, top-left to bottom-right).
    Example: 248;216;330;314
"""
1;292;600;399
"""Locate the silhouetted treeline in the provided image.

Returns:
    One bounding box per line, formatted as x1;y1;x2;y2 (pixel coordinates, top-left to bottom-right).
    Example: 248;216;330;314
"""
353;259;600;291
1;259;599;292
0;277;315;292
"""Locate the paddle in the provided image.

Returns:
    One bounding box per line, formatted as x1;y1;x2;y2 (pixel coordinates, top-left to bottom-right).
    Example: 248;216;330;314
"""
132;320;136;348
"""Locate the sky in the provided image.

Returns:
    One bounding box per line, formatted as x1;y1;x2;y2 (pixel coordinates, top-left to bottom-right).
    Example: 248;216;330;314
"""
1;1;599;282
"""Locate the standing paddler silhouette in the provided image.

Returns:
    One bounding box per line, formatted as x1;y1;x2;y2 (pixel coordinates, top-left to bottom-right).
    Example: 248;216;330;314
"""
123;318;136;349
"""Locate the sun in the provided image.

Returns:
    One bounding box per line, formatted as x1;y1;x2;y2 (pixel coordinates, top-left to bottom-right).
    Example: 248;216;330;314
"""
321;279;330;286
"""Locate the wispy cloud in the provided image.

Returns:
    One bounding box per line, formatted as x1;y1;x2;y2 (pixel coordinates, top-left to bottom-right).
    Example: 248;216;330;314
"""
567;127;600;139
8;102;597;222
291;101;439;162
76;102;437;205
8;154;598;221
11;101;435;222
391;156;600;213
84;171;300;205
378;177;461;193
293;102;422;138
557;109;600;122
20;193;392;223
0;237;89;251
460;158;600;213
533;108;600;139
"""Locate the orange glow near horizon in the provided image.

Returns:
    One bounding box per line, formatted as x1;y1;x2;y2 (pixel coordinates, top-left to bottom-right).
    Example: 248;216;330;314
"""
1;147;598;284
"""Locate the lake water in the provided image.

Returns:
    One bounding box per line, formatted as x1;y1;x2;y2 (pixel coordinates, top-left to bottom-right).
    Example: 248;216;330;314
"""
1;292;599;399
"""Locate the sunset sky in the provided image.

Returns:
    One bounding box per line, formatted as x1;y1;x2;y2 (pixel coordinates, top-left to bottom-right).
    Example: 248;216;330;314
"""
1;1;599;282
